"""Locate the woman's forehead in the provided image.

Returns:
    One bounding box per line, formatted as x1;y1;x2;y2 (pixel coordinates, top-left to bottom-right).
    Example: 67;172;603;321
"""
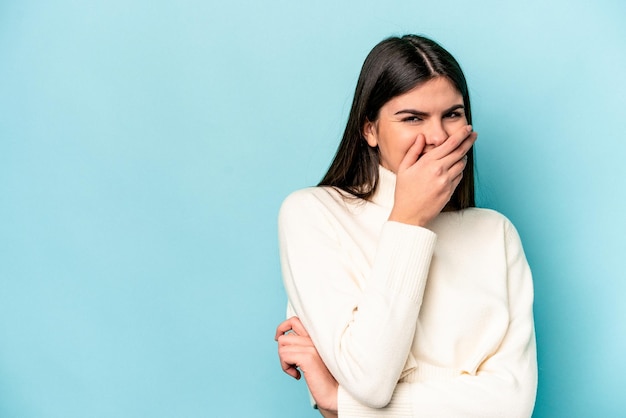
383;78;463;112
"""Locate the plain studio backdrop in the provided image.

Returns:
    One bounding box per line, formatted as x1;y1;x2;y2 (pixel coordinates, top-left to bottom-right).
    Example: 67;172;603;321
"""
1;1;624;417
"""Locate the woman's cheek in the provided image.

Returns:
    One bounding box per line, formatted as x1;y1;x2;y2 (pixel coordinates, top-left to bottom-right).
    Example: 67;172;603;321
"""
447;118;468;131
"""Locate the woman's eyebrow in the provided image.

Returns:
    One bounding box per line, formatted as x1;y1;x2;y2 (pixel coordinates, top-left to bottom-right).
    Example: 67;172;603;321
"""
394;104;465;116
394;109;428;117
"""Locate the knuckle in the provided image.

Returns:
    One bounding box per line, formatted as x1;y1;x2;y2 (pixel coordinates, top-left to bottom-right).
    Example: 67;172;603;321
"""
429;164;444;176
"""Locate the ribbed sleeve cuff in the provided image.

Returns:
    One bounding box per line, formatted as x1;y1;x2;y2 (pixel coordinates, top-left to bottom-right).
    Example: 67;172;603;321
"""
370;221;437;302
338;384;413;417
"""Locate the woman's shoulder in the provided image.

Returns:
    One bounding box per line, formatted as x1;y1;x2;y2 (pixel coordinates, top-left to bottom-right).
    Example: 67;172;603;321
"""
441;207;519;236
461;207;512;223
281;185;346;207
279;186;354;222
457;207;523;241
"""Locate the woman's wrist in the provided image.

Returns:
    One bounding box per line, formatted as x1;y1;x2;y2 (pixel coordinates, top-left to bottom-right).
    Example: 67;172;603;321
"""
318;406;338;418
388;207;429;227
316;381;338;416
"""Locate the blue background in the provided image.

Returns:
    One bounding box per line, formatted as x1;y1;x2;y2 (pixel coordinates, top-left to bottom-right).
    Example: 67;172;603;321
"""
1;1;624;417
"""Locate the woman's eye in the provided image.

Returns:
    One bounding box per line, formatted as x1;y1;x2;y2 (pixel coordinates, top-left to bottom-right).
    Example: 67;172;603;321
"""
445;111;462;119
402;116;422;123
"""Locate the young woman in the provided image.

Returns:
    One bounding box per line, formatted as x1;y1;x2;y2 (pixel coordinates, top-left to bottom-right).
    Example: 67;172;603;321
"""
274;35;537;417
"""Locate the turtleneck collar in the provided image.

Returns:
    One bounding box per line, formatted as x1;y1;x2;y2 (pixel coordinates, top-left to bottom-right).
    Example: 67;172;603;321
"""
370;165;396;208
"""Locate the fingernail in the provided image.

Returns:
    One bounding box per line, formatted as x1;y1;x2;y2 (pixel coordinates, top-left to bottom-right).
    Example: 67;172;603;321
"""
467;125;473;132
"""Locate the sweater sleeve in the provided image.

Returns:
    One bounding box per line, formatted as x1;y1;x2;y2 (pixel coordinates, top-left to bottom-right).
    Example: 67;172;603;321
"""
278;190;437;408
337;218;538;417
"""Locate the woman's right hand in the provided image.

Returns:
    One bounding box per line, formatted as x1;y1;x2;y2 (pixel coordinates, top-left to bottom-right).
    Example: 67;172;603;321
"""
275;317;338;416
389;124;477;227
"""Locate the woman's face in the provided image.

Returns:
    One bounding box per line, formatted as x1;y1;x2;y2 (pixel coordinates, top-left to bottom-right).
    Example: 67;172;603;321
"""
363;77;467;173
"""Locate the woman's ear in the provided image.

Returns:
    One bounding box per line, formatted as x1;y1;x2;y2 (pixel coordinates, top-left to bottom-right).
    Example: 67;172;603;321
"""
363;119;378;148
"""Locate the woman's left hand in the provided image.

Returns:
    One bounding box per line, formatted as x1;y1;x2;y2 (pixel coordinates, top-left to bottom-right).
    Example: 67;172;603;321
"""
275;316;338;415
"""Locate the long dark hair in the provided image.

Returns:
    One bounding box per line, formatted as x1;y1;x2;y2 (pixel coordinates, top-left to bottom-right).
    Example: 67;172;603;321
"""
319;34;475;209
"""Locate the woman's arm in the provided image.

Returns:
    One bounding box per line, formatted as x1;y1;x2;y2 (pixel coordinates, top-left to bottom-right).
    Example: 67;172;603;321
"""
279;191;435;407
275;316;338;414
332;220;537;417
278;217;536;417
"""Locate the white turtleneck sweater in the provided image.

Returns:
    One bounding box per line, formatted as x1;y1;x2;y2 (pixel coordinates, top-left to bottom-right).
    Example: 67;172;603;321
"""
278;166;537;417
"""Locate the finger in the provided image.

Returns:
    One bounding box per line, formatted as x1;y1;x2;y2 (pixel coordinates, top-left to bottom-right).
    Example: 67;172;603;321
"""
447;154;469;180
278;343;304;380
275;316;311;340
459;131;477;156
398;134;426;172
450;167;464;192
279;344;318;369
279;346;321;380
279;359;302;380
288;316;310;337
439;131;477;169
275;316;299;340
277;333;315;348
446;172;464;200
426;125;472;161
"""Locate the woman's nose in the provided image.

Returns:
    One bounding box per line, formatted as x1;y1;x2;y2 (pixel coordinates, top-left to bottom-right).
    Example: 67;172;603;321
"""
424;121;449;146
